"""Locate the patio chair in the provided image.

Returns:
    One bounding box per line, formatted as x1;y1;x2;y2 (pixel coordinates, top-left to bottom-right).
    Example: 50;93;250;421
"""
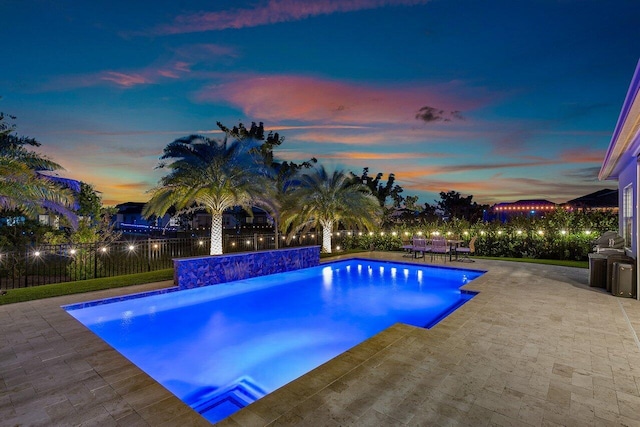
456;236;477;262
401;239;414;257
411;237;431;259
430;237;450;262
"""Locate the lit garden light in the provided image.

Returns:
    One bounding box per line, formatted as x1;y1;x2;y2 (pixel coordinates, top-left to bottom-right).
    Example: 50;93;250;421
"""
34;251;41;257
560;230;567;235
128;245;135;251
336;232;340;236
358;232;363;236
446;231;452;236
246;240;251;245
336;246;341;251
392;231;397;236
100;247;108;253
517;230;523;235
369;232;374;236
480;231;486;236
584;230;592;235
497;230;503;236
417;231;423;236
198;241;204;246
380;232;385;236
70;249;77;255
463;231;469;236
537;230;544;236
153;244;159;249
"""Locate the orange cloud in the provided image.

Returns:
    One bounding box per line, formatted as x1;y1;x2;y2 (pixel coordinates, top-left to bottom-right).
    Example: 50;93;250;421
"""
558;147;606;163
318;152;438;160
404;175;611;205
154;0;431;34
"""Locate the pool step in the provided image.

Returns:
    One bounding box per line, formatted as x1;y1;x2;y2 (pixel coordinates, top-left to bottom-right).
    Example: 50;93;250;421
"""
190;377;267;423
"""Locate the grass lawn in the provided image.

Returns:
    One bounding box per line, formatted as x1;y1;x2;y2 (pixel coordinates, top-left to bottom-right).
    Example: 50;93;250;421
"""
0;252;588;305
0;269;174;306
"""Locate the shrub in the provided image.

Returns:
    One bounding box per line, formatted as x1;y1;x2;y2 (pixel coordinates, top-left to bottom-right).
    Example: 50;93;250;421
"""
335;210;618;261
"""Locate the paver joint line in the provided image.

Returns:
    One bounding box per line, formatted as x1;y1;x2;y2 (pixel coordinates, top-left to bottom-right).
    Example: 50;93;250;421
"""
617;299;640;352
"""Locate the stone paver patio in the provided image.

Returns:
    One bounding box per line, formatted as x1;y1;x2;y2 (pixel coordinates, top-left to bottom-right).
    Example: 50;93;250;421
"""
1;252;640;426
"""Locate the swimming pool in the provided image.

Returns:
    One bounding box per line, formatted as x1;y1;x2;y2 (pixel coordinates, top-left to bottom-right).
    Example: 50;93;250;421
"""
64;258;483;424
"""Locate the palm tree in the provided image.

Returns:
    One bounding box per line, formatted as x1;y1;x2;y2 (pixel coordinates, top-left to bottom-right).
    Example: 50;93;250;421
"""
281;166;382;253
143;135;273;255
0;156;75;220
0;113;76;224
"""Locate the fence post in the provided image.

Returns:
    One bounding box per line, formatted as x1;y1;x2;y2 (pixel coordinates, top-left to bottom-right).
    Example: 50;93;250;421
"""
147;238;152;272
24;248;28;288
254;233;258;251
93;243;98;279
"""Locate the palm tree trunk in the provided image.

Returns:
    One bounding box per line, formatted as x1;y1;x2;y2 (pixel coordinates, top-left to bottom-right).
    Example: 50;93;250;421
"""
321;219;333;253
210;212;223;255
274;218;279;250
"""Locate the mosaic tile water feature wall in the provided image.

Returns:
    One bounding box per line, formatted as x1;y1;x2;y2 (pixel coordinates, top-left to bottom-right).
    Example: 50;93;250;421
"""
174;246;321;289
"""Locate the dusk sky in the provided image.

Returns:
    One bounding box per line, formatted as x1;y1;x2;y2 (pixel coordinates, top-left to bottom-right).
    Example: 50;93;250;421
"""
2;0;639;206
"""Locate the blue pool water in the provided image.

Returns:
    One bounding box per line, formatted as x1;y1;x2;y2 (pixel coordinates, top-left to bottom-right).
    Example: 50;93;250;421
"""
64;259;483;424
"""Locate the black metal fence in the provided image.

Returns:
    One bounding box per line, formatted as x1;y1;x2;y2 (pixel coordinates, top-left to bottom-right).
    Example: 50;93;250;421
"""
0;233;322;290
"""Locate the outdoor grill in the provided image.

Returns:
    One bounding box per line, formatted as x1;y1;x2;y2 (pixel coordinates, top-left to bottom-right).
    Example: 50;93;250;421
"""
588;231;636;298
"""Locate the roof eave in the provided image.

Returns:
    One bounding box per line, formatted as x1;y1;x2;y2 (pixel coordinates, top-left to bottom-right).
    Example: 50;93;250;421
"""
599;59;640;181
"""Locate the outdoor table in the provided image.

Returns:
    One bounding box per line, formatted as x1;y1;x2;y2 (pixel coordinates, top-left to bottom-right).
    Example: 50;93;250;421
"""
446;239;463;261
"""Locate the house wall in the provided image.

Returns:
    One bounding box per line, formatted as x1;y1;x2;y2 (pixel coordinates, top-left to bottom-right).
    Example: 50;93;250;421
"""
617;157;637;258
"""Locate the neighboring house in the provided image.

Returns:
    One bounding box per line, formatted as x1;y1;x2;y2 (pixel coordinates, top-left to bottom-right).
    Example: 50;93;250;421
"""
486;199;558;222
114;203;272;234
114;202;172;233
564;189;619;212
36;172;81;228
599;58;640;300
192;207;273;231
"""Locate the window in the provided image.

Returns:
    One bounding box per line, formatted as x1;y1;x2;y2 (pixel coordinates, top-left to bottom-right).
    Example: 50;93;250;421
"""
623;184;633;248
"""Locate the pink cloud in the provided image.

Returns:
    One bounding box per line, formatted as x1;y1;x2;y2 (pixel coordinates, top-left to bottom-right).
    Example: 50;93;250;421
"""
198;75;481;125
38;44;236;91
154;0;430;35
100;71;152;87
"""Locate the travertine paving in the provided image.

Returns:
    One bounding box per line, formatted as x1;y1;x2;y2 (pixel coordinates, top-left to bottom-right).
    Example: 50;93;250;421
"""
1;253;639;426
